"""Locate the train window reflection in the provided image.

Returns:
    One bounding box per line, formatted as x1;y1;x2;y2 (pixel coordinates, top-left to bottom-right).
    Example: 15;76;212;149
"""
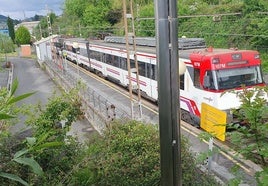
138;62;145;76
120;58;127;70
216;66;263;89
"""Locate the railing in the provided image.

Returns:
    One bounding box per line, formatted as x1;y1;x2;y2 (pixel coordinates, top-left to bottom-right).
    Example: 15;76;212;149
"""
7;63;13;94
43;58;130;133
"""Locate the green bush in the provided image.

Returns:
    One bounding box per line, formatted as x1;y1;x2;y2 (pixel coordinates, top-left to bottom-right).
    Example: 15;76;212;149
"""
70;120;220;185
227;86;268;185
0;86;85;185
15;26;31;45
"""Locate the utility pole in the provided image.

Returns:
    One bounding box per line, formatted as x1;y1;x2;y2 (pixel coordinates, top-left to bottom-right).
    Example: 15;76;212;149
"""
47;11;52;36
155;0;182;185
123;0;143;119
39;24;43;39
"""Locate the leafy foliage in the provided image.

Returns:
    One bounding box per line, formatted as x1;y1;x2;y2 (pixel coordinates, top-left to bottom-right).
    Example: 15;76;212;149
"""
227;86;268;185
0;79;39;185
0;79;34;136
7;17;15;43
136;3;155;37
17;87;84;184
0;33;15;54
34;13;57;39
46;0;268;71
0;83;84;185
15;26;31;45
69;120;220;185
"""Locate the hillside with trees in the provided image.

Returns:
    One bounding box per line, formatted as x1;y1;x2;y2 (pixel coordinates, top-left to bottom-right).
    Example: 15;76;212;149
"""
33;0;268;71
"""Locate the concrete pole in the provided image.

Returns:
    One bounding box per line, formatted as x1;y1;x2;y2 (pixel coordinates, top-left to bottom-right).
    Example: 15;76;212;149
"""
154;0;181;185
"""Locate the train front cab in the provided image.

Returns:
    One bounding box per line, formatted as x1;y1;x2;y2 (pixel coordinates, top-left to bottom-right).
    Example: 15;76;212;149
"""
179;48;266;127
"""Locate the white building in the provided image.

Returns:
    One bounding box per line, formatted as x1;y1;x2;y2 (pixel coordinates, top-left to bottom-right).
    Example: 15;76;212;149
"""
15;21;40;34
34;35;57;64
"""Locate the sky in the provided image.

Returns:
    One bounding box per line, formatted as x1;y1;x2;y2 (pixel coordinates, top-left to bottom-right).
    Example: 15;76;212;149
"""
0;0;64;20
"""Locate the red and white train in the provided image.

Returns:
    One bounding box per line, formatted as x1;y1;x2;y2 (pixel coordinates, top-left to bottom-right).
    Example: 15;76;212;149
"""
54;36;266;126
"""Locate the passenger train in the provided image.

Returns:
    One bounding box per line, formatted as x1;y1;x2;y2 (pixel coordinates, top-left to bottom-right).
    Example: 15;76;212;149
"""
52;36;266;126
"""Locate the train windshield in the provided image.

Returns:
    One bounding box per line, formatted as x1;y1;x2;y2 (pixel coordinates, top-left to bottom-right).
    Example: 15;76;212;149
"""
214;66;263;90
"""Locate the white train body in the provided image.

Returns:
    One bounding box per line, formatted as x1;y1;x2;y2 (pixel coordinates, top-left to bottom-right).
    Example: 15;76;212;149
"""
57;37;266;125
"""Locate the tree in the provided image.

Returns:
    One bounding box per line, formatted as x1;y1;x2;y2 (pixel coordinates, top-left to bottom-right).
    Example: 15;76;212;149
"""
82;3;112;37
106;9;122;26
34;13;58;39
242;0;265;14
6;17;15;43
136;3;155;37
15;26;31;46
64;0;89;19
0;34;15;55
33;14;42;21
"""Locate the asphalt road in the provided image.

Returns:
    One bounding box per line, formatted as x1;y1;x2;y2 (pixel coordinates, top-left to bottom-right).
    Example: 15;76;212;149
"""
8;57;95;142
8;57;58;134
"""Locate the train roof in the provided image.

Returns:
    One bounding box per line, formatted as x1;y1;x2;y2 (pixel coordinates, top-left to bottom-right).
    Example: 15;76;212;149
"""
89;39;157;54
89;36;207;58
61;36;258;60
104;36;206;50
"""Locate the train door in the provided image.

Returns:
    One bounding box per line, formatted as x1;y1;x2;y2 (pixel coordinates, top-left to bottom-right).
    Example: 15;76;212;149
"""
120;57;128;87
148;61;158;100
180;66;203;125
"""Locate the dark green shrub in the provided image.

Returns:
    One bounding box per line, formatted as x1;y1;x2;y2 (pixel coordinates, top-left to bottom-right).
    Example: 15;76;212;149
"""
70;120;220;185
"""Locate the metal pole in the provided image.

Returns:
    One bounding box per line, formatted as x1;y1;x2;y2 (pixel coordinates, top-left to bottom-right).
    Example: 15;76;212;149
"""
154;0;181;185
208;137;214;172
123;0;134;119
130;0;143;119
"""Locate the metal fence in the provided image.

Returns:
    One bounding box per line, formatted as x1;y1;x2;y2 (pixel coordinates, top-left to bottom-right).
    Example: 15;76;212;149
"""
43;58;131;133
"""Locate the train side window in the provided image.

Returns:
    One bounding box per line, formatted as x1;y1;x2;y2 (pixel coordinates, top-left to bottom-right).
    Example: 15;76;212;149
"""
151;64;156;80
204;71;216;90
138;61;145;77
105;54;112;64
130;59;136;69
101;53;106;63
113;56;120;67
89;50;101;61
194;69;200;88
180;74;184;90
146;64;151;78
80;48;87;57
120;57;127;70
